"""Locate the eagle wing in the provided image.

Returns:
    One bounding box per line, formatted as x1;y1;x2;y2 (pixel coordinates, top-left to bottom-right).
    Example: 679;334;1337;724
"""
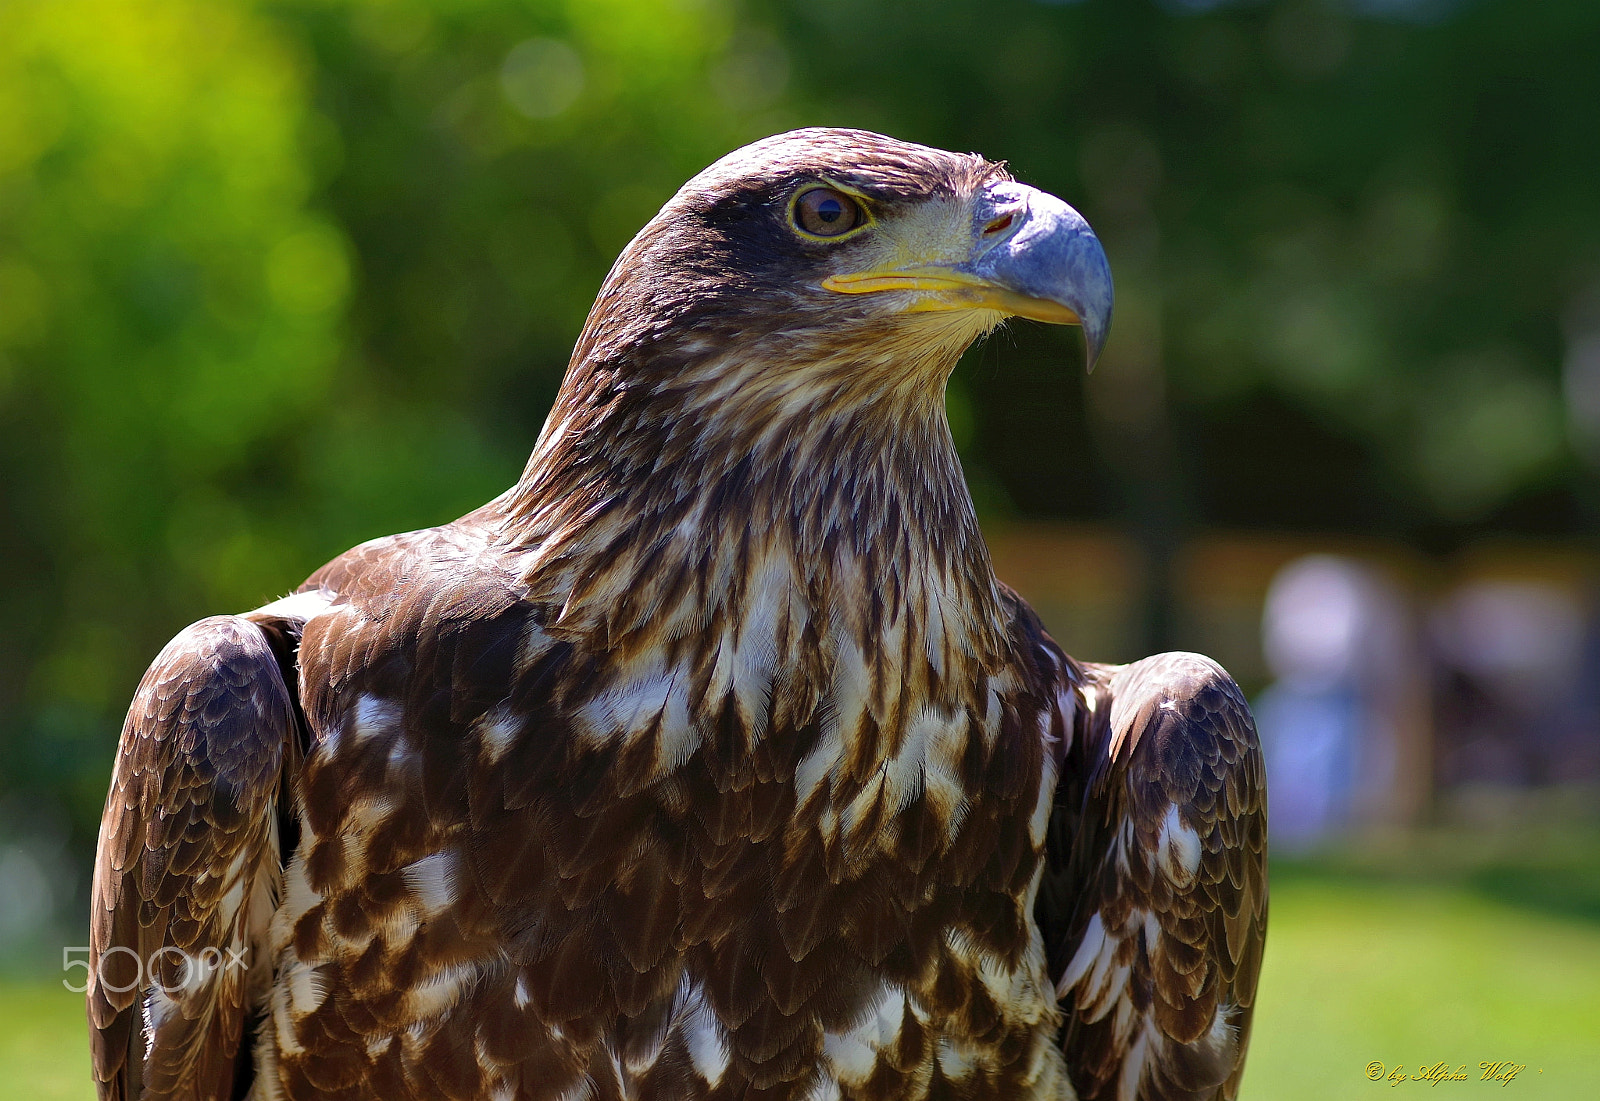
89;612;302;1101
1039;652;1268;1101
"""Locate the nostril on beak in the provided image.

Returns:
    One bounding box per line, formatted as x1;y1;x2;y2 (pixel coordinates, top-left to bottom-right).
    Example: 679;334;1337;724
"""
982;213;1014;236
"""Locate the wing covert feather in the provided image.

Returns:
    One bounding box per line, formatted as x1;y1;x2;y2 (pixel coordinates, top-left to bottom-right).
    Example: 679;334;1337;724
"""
1040;652;1268;1101
89;614;298;1101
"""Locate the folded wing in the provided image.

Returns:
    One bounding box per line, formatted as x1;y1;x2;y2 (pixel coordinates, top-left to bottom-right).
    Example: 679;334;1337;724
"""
89;614;300;1101
1040;652;1268;1101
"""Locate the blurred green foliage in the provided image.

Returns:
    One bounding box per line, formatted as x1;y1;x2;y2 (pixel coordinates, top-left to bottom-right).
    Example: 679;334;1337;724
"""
1;0;349;828
1;0;1599;858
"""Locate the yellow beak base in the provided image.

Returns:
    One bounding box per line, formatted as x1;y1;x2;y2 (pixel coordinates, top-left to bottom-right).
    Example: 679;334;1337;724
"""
821;270;1083;327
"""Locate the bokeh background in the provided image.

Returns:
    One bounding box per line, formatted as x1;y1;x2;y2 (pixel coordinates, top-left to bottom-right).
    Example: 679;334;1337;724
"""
2;0;1598;1096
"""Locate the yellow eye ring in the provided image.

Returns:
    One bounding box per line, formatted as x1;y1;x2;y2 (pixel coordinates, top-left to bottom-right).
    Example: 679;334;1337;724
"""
789;185;872;241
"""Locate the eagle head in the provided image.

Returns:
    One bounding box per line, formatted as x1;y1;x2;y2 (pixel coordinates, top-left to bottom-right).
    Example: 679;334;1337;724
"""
509;129;1112;650
567;128;1112;397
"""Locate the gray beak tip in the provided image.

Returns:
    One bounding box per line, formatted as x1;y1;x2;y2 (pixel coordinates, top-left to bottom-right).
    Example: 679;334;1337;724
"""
972;182;1113;374
1083;309;1109;374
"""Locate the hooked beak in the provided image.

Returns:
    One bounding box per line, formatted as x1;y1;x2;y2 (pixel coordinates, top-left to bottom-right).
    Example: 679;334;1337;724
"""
822;180;1114;369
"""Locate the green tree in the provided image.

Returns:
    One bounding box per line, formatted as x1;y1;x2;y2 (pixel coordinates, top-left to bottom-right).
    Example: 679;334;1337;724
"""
0;0;345;828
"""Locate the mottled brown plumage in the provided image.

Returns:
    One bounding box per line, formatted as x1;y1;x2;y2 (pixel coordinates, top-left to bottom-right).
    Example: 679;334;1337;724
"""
91;128;1264;1101
1045;657;1267;1100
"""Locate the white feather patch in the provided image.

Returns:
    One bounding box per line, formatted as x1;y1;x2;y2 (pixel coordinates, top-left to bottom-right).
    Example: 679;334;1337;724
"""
285;960;328;1015
577;649;697;769
218;866;248;926
822;1027;878;1085
1141;908;1160;953
795;637;872;811
272;978;305;1056
142;988;175;1056
830;636;874;739
1208;1002;1237;1053
1028;730;1057;848
793;726;843;811
277;854;322;942
807;1077;844;1101
899;707;969;834
730;557;789;740
678;980;730;1088
822;981;907;1086
1157;803;1202;885
477;706;521;763
936;1036;978;1081
409;960;477;1020
353;695;402;743
1085;962;1131;1022
250;589;335;623
1056;912;1106;997
1118;1020;1155;1101
1112;994;1138;1046
871;983;909;1045
401;850;458;916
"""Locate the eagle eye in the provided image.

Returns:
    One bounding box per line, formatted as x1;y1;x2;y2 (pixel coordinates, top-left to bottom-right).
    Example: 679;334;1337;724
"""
792;187;865;239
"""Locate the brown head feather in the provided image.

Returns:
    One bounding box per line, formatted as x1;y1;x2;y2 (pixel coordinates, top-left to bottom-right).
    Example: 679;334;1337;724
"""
496;129;1016;673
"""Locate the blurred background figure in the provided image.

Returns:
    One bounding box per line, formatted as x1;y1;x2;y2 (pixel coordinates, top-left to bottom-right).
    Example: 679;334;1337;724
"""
1431;578;1600;793
1254;555;1427;849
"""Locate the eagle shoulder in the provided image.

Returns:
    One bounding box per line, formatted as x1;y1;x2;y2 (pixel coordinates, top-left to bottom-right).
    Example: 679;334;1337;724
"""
89;613;301;1101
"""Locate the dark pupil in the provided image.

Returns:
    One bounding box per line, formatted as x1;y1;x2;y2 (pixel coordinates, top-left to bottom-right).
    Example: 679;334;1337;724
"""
798;189;856;235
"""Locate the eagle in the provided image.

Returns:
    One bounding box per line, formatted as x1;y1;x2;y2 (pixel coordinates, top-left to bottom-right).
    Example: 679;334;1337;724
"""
90;128;1266;1101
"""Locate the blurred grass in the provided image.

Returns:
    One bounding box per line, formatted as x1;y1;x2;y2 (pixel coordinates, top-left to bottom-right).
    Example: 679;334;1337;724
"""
3;836;1599;1100
1243;875;1600;1098
0;982;92;1101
